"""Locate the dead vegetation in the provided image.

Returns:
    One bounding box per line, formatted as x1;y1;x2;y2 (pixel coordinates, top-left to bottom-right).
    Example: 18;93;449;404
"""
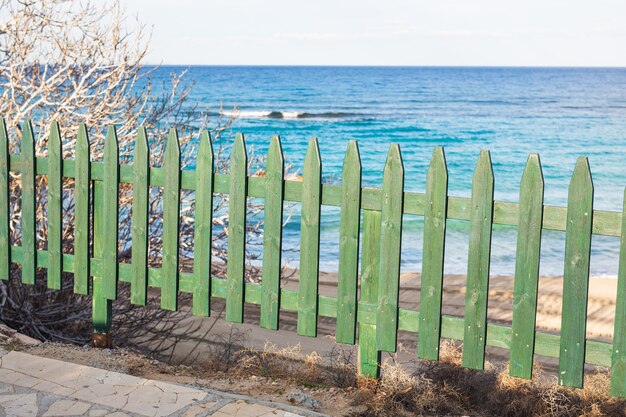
350;341;626;417
5;332;624;417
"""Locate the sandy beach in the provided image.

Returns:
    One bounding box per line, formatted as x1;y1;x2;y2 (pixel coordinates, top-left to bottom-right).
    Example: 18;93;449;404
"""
132;271;617;372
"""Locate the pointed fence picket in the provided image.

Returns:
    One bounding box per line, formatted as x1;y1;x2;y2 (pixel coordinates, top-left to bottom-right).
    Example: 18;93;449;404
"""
1;118;625;398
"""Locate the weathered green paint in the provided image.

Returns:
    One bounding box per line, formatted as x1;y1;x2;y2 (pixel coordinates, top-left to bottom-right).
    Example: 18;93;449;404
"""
21;121;36;285
376;144;404;352
102;126;119;300
510;154;544;379
0;120;9;280
161;128;181;311
417;146;448;360
92;179;111;334
47;122;63;290
336;141;361;344
73;124;90;295
611;187;626;397
298;138;322;337
559;157;593;388
226;133;248;323
193;130;214;316
462;150;494;370
131;127;149;305
358;209;382;378
260;135;284;329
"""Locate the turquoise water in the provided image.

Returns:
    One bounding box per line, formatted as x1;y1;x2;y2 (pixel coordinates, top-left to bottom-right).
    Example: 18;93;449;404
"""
149;66;626;277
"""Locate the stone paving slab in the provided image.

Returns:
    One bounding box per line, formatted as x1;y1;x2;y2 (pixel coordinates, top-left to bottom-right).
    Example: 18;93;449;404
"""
0;350;328;417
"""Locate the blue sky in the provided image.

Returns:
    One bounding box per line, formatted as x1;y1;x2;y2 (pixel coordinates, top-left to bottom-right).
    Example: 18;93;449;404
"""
124;0;626;66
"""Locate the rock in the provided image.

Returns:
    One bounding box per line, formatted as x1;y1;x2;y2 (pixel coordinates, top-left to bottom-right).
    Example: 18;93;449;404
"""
286;390;321;409
0;324;40;345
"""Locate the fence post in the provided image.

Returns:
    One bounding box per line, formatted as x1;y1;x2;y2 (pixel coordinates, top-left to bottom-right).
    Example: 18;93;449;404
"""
92;176;112;347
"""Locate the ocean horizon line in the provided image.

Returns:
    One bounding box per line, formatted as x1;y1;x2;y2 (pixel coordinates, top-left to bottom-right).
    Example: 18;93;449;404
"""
142;64;626;70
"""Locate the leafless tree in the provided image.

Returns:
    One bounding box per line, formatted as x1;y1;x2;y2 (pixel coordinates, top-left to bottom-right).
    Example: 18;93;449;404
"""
0;0;287;344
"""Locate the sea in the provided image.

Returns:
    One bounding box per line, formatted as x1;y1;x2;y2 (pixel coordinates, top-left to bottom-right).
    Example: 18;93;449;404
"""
148;66;626;277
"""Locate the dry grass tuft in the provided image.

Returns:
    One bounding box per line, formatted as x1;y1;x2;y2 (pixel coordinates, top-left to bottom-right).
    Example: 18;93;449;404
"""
350;341;626;417
200;331;358;389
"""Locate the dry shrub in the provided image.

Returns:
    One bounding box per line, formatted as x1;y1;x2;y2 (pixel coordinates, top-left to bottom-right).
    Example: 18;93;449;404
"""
350;340;626;417
201;338;357;389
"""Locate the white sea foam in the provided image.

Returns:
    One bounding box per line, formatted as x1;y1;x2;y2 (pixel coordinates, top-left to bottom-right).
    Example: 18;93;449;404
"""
220;110;273;119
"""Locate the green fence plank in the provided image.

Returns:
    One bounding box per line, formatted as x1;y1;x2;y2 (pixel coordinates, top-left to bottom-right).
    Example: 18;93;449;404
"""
358;209;382;378
92;179;112;335
336;140;361;344
226;133;248;322
131;127;149;305
559;156;593;388
0;120;9;280
193;130;214;316
102;126;119;300
510;154;544;379
611;187;626;397
21;120;36;285
161;128;181;311
462;150;494;370
376;144;404;352
418;146;448;360
298;138;322;337
260;135;284;329
47;122;63;290
74;124;90;295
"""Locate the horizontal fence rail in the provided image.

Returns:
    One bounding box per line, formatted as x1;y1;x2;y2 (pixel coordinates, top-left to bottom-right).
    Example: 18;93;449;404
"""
0;119;625;397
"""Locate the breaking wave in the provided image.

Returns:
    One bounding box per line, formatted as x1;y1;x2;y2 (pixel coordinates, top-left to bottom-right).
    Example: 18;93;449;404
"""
220;110;362;119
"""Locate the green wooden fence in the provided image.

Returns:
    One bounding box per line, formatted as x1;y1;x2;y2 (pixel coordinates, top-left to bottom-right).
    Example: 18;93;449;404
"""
1;119;625;397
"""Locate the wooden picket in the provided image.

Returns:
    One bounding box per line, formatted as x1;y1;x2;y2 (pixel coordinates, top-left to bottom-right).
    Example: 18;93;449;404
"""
510;154;544;378
376;144;403;352
298;138;322;337
21;121;36;285
226;133;248;323
131;127;149;305
611;188;626;396
336;140;361;344
462;150;494;370
2;118;626;398
260;135;284;329
0;120;9;281
559;157;594;388
47;122;63;290
192;130;214;317
417;146;448;360
73;124;90;295
162;129;181;311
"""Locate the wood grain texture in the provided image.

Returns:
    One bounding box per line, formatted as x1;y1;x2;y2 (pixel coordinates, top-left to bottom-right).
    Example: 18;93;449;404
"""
0;120;9;280
418;146;448;360
559;156;593;388
358;210;382;378
192;130;214;317
131;127;149;305
510;154;544;379
260;135;284;329
47;122;63;290
226;133;248;323
336;140;362;344
73;124;90;295
611;187;626;397
298;138;322;337
161;128;181;311
462;150;494;370
21;121;36;285
376;144;404;353
102;126;119;300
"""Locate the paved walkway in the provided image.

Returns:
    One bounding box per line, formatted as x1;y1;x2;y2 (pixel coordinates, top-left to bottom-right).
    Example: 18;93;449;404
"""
0;350;328;417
